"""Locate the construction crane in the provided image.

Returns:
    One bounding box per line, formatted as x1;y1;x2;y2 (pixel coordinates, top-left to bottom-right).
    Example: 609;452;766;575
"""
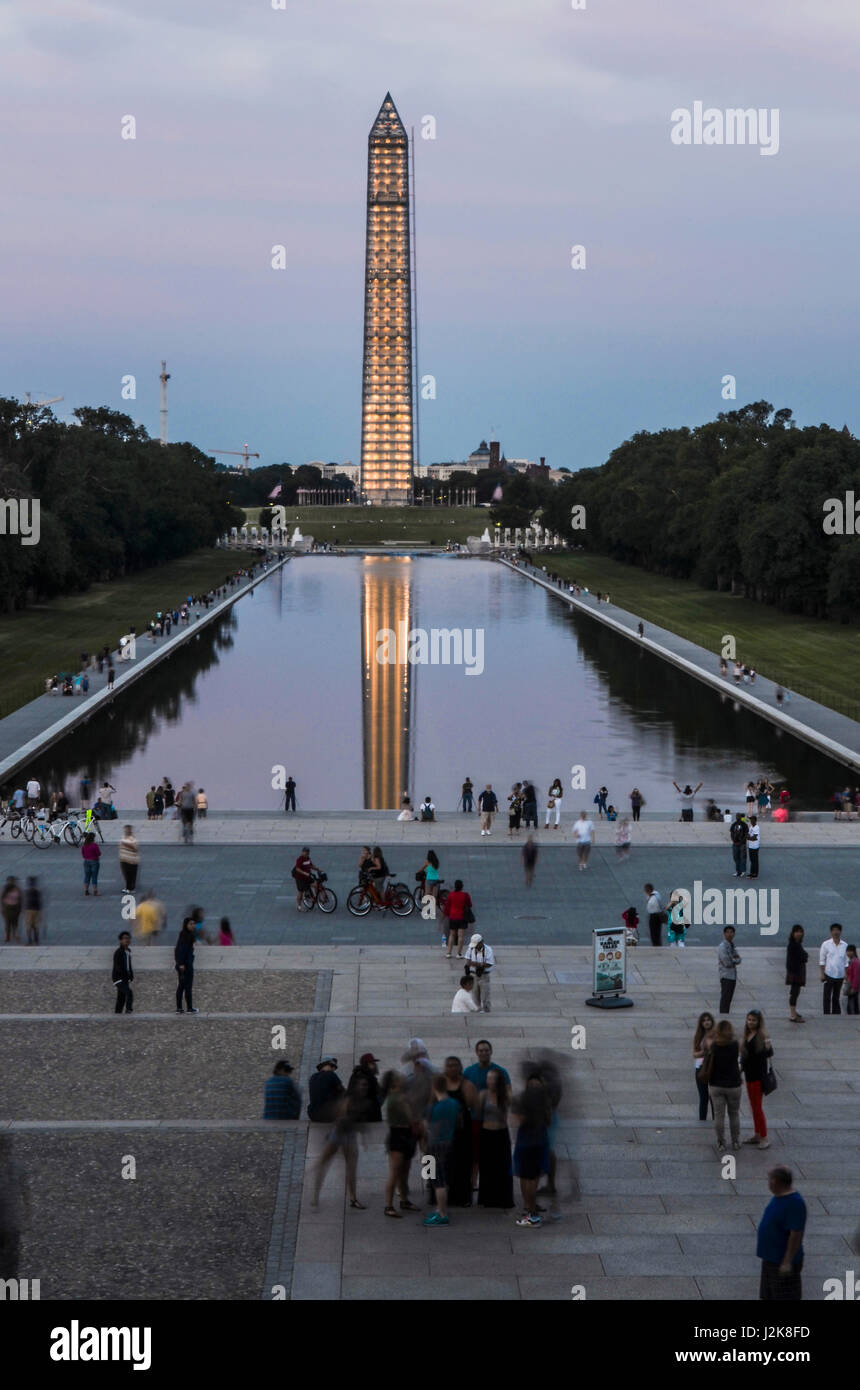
23;393;63;407
208;444;260;473
159;361;170;445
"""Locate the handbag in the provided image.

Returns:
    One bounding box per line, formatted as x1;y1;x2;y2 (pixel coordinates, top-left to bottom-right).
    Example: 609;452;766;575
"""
548;798;556;809
464;905;475;926
761;1066;777;1096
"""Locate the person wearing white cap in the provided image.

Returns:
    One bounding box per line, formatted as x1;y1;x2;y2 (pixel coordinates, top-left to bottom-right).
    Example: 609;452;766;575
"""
464;934;496;1013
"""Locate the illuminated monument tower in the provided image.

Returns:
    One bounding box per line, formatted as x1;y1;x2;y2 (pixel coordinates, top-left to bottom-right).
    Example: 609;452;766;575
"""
360;94;415;505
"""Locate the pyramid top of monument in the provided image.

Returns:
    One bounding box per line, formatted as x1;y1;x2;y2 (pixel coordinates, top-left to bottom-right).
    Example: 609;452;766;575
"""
369;92;408;143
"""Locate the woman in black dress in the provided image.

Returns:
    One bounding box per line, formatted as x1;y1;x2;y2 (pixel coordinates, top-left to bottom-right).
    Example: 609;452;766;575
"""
429;1058;478;1207
477;1067;514;1208
785;923;808;1023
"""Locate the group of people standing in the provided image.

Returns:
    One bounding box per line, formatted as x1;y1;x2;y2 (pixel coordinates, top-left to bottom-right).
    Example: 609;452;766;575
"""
275;1041;561;1228
145;780;207;826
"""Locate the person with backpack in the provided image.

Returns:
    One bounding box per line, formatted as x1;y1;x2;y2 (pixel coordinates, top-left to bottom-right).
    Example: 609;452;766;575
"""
643;882;665;947
730;812;748;877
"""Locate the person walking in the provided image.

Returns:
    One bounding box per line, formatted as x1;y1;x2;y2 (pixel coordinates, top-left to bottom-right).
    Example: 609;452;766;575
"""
444;879;473;959
756;1167;807;1302
81;833;101;896
112;930;134;1014
521;782;538;830
507;783;523;837
478;784;498;835
174;918;198;1013
718;926;741;1012
263;1060;301;1119
747;815;761;879
311;1088;367;1211
785;924;808;1022
283;777;296;813
512;1074;551;1227
477;1067;514;1209
644;882;665;947
820;922;847;1015
380;1070;420;1217
693;1012;715;1121
572;810;595;870
24;877;42;944
740;1009;773;1148
703;1019;743;1152
844;944;859;1014
522;834;538;888
464;932;495;1012
629;788;643;822
118;826;139;892
545;777;563;829
730;812;748;877
1;876;22;943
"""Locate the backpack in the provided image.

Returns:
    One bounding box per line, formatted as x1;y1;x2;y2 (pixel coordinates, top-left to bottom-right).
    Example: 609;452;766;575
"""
730;821;746;844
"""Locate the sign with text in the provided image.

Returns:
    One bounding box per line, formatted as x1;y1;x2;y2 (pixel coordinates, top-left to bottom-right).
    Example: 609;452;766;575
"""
592;928;627;998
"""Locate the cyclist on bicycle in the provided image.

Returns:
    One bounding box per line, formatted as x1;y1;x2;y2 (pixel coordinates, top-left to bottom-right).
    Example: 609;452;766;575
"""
366;846;390;903
293;847;320;911
358;846;374;884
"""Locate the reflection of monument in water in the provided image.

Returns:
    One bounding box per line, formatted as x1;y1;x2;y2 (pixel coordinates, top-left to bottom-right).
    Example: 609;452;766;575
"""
361;556;416;809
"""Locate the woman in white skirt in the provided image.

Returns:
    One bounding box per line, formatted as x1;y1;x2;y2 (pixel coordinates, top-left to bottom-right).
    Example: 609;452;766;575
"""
545;777;564;829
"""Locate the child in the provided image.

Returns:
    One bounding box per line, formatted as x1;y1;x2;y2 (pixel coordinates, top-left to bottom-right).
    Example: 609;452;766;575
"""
622;905;639;947
845;944;859;1015
218;917;235;946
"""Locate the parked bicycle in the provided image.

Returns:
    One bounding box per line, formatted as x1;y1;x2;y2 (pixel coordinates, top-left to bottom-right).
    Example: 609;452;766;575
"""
0;808;24;837
63;812;104;847
347;873;414;917
301;869;337;914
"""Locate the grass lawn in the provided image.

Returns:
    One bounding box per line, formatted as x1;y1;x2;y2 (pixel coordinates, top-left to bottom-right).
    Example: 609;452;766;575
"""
242;504;487;544
0;550;246;718
547;552;860;720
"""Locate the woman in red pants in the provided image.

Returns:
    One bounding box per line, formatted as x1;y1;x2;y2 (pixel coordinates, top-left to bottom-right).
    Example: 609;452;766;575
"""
740;1009;773;1149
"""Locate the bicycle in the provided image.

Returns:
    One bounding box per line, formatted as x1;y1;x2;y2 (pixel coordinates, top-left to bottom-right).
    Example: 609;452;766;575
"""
347;874;414;917
0;808;24;837
300;870;337;914
413;874;450;914
63;812;104;847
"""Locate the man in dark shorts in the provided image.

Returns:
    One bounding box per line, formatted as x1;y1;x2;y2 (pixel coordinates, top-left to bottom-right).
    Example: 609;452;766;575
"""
757;1166;806;1300
423;1074;458;1227
292;847;317;910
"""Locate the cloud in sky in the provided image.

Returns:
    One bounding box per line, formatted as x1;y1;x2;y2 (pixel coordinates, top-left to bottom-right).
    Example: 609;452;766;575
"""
1;0;859;468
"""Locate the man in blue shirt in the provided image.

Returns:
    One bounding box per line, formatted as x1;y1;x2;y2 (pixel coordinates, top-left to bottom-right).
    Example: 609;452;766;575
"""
463;1040;512;1095
757;1166;806;1301
264;1060;301;1120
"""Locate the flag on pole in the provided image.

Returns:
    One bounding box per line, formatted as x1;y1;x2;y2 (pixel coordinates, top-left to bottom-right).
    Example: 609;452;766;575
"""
268;484;282;500
492;485;503;501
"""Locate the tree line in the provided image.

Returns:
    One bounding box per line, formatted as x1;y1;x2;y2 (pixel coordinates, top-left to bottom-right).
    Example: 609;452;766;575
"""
494;402;860;621
0;400;243;612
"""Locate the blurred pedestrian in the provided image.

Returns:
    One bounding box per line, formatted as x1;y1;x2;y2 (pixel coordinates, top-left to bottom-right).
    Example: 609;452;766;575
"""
134;890;165;943
381;1070;420;1217
512;1074;551;1227
118;825;139;892
24;876;42;944
217;917;235;945
1;876;22;942
522;834;538;887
